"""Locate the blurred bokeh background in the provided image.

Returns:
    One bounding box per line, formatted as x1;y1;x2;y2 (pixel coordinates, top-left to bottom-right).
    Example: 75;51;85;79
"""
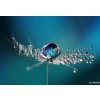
0;16;100;85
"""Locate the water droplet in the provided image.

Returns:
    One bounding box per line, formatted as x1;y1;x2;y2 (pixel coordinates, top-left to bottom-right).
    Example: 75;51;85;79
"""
26;66;31;71
73;68;78;74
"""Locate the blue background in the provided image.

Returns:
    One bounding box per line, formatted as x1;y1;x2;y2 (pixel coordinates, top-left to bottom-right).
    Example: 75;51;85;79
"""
0;16;100;85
